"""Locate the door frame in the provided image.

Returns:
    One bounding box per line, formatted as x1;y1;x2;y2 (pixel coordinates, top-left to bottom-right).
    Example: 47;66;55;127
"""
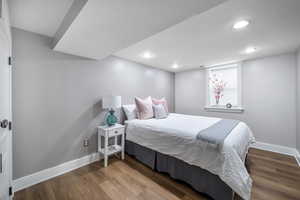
8;40;12;199
0;27;12;199
7;18;13;200
0;0;13;198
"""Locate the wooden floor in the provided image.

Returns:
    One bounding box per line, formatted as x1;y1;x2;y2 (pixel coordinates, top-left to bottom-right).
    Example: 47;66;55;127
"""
14;148;300;200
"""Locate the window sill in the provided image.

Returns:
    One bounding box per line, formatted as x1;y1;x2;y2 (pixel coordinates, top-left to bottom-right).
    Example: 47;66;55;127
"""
204;106;244;113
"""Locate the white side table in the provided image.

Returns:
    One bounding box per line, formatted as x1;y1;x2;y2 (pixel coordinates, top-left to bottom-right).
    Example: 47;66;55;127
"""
97;124;125;167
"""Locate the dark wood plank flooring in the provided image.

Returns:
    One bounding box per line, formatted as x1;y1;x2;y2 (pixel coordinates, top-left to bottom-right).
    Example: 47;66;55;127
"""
14;148;300;200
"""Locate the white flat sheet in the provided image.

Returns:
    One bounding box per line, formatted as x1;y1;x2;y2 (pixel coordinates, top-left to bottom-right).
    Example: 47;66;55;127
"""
125;113;255;200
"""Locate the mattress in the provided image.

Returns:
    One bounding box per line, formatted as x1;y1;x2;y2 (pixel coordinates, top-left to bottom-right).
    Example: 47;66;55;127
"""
125;113;255;200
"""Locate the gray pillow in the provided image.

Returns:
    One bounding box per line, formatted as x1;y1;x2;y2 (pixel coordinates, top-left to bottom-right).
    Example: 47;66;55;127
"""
122;104;137;120
153;104;167;119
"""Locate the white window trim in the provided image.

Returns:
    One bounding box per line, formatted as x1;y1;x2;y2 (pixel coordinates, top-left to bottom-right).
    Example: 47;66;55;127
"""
205;63;243;113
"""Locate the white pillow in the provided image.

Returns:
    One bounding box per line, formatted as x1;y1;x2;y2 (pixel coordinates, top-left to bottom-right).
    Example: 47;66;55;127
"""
122;104;137;120
153;104;167;119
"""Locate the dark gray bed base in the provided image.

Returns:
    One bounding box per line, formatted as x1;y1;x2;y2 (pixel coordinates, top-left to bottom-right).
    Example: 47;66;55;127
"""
126;140;234;200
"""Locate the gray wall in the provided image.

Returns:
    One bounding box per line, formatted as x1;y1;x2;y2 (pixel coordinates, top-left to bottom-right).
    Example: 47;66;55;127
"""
12;28;174;179
297;49;300;152
175;53;297;148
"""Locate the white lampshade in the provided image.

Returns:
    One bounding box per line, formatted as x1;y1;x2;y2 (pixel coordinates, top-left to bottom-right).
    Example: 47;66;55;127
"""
102;96;122;109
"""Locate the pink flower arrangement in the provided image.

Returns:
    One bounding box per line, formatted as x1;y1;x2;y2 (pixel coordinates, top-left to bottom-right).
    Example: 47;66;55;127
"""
209;73;227;105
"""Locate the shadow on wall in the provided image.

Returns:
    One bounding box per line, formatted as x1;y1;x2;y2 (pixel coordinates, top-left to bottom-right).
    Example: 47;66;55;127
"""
39;98;123;167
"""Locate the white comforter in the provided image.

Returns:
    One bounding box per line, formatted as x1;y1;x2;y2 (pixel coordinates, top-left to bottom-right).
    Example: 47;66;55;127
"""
125;113;255;200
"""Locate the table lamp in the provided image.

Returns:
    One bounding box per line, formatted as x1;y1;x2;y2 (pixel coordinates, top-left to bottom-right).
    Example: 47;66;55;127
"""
102;96;121;126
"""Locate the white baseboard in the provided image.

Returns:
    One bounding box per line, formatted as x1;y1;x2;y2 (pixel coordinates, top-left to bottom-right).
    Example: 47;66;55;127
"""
13;153;101;192
295;150;300;166
251;141;300;166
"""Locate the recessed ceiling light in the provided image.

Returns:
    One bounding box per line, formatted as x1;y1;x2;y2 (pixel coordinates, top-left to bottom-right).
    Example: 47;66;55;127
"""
172;63;179;69
245;47;257;54
233;20;250;30
141;51;155;59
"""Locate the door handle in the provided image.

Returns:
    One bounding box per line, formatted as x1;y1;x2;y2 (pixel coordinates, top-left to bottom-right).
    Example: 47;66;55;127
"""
0;119;8;129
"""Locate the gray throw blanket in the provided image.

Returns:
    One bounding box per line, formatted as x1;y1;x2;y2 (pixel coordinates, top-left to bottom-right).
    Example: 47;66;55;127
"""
196;119;240;145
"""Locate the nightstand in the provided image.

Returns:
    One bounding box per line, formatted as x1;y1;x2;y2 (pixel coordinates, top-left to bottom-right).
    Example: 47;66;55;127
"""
97;124;125;167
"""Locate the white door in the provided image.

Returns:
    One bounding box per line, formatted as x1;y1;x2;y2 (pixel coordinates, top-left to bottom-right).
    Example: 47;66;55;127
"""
0;14;12;200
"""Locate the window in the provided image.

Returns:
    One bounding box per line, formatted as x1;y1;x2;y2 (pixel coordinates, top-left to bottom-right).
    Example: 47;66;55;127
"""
205;63;243;113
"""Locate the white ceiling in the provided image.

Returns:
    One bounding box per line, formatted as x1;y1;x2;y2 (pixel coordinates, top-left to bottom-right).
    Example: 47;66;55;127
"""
53;0;227;59
8;0;74;37
115;0;300;72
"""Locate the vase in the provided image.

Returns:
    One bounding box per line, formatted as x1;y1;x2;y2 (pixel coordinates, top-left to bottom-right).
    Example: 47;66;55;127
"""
106;110;118;126
216;98;219;105
215;94;220;105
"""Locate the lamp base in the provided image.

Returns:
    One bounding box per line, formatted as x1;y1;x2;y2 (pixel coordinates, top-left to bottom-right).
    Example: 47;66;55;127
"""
106;109;118;126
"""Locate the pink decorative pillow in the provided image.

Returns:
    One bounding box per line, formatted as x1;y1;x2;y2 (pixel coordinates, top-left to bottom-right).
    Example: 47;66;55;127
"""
135;96;154;119
152;97;168;113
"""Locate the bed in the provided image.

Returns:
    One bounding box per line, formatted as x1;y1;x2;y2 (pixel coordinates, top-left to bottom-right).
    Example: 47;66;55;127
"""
125;113;255;200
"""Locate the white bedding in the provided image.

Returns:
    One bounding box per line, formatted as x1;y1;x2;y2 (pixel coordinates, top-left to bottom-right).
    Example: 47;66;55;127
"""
125;113;255;200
